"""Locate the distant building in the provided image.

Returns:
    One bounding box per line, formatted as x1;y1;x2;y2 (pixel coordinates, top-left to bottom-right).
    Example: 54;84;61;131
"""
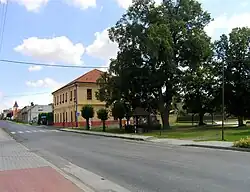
52;69;117;127
17;104;53;123
2;109;12;118
13;101;19;119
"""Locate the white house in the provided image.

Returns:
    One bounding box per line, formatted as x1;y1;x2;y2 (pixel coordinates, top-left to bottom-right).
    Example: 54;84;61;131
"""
19;105;53;123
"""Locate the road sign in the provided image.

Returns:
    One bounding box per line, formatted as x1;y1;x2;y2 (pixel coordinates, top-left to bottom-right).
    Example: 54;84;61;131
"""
76;112;80;117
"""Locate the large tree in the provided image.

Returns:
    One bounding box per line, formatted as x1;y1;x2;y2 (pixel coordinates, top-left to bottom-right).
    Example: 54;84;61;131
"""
107;0;212;128
214;27;250;126
182;59;221;125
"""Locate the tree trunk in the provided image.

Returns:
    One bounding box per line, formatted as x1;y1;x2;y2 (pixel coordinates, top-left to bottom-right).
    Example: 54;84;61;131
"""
102;120;106;132
86;119;90;130
126;117;130;126
211;113;214;125
119;118;122;129
158;90;170;129
160;108;170;129
238;116;244;127
192;114;194;126
199;112;205;126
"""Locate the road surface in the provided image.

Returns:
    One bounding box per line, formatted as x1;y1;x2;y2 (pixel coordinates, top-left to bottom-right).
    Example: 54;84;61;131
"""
1;120;250;192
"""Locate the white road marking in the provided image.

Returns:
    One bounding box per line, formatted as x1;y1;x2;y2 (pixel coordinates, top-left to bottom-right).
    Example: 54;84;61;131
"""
51;130;59;132
11;129;59;135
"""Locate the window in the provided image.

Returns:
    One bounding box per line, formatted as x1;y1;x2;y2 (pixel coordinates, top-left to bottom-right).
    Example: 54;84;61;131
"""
60;113;62;122
63;112;65;122
70;91;72;101
38;107;43;111
54;97;56;106
57;114;59;123
74;89;76;100
65;92;67;102
60;95;62;104
71;111;73;122
57;96;59;105
87;89;92;100
66;112;68;122
62;94;64;103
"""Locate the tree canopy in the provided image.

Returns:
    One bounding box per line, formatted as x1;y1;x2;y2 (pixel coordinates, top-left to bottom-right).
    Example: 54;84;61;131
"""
215;27;250;126
81;105;94;130
96;0;250;128
97;108;109;132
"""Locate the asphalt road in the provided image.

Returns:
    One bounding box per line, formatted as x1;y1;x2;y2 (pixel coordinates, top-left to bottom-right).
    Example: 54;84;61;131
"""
1;120;250;192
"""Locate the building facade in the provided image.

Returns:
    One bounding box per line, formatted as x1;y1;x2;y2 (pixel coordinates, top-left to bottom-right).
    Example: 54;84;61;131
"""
52;69;117;127
2;109;12;119
17;105;53;123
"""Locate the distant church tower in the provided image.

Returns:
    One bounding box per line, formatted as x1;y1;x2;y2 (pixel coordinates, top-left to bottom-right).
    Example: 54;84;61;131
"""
13;101;19;119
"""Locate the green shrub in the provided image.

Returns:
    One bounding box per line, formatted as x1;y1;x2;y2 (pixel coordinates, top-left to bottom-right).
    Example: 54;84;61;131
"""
233;137;250;148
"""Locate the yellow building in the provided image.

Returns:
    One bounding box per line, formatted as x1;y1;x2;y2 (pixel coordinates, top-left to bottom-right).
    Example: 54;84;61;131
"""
52;69;117;127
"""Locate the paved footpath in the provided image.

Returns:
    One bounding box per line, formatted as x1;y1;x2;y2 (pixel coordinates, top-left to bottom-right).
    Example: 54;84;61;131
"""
0;128;83;192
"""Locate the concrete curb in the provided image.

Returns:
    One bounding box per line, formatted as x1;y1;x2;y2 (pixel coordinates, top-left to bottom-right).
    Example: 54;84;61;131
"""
182;144;250;153
60;128;250;153
60;129;154;141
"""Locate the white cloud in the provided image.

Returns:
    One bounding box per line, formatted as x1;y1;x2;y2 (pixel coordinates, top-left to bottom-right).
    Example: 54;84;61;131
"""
240;1;249;7
86;28;118;62
0;78;64;111
65;0;96;10
28;65;42;71
205;13;250;39
1;93;54;111
0;0;96;12
14;36;85;65
0;0;49;12
26;77;63;91
114;0;162;9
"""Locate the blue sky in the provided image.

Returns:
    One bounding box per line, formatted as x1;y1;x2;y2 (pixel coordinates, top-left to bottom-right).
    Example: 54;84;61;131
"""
0;0;250;110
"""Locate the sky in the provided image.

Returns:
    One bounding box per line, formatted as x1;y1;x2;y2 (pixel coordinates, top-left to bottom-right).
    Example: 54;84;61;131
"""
0;0;249;111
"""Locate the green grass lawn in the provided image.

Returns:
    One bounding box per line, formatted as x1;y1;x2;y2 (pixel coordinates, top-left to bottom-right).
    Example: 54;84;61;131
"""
143;125;250;142
69;121;250;142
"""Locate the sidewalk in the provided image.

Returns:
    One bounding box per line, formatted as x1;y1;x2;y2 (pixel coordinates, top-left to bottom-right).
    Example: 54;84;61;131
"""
60;128;155;141
0;128;85;192
60;128;250;152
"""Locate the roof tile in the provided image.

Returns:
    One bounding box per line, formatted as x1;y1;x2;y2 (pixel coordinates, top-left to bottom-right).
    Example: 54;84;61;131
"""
72;69;103;83
52;69;104;94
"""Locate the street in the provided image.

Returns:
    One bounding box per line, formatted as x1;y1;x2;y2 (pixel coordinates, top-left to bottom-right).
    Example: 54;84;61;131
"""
1;121;250;192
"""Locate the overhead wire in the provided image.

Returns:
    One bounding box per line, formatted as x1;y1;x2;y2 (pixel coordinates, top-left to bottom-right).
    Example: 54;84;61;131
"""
0;59;109;68
2;92;51;98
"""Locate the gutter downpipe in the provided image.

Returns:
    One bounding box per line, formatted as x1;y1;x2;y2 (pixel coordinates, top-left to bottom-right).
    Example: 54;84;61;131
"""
75;83;78;128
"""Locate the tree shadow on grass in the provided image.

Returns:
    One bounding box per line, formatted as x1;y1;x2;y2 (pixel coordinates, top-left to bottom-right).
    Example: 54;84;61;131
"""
227;130;250;136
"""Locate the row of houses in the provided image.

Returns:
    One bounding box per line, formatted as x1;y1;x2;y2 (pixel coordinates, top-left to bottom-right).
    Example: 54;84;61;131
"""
2;102;52;124
16;104;53;123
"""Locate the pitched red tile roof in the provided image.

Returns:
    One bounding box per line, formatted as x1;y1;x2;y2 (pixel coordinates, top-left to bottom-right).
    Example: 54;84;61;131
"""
52;69;103;94
71;69;103;83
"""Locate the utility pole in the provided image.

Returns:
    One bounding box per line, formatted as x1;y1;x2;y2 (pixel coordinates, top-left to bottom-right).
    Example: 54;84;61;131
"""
222;60;225;141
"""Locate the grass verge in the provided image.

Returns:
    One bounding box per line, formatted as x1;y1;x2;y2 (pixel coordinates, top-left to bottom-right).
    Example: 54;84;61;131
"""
143;125;250;142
